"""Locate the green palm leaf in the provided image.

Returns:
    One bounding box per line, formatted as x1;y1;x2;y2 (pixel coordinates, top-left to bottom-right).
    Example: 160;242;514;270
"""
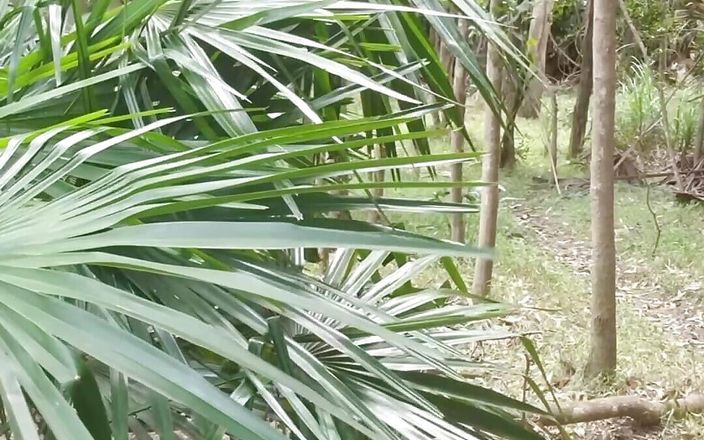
0;2;541;439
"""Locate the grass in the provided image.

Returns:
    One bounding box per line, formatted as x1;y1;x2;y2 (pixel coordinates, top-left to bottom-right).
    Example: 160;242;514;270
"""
616;63;702;154
384;92;704;438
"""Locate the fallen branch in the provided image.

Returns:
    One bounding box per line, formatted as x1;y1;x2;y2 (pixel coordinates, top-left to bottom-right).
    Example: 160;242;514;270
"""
538;394;704;426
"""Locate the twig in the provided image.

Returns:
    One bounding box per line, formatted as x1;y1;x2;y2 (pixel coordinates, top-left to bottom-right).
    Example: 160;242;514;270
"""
521;354;531;422
548;89;562;195
613;144;636;171
645;182;661;256
655;48;686;191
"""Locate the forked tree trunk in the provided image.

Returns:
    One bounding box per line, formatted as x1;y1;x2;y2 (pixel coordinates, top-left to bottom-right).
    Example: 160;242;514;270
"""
568;0;594;159
585;0;617;378
450;20;469;243
520;0;555;118
472;0;502;296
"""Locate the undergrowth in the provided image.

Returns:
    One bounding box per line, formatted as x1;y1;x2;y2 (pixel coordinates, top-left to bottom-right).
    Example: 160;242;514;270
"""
388;92;704;439
616;63;701;155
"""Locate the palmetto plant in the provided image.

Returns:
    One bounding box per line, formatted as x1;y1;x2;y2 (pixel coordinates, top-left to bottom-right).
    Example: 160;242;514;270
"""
0;0;515;139
0;0;542;439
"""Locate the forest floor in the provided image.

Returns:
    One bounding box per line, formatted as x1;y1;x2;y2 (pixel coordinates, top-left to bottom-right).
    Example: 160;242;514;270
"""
389;94;704;439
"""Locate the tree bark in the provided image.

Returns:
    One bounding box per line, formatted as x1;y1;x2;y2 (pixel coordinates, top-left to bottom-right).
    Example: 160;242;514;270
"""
585;0;617;379
519;0;555;118
500;71;519;170
549;88;558;175
568;0;594;159
438;41;454;126
538;394;704;426
428;28;442;127
430;27;439;53
694;96;704;163
472;0;502;296
450;20;469;243
367;144;384;224
440;42;454;83
547;88;561;194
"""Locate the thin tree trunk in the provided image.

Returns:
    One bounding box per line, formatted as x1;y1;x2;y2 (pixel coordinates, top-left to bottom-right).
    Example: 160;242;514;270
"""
520;0;555;118
438;41;454;126
547;88;562;194
585;0;617;378
430;27;439;52
694;96;704;163
450;20;469;243
319;151;353;268
655;47;686;191
472;0;502;296
367;144;384;224
568;0;594;159
330;152;352;222
549;88;559;177
500;71;519;169
428;29;442;127
440;42;454;83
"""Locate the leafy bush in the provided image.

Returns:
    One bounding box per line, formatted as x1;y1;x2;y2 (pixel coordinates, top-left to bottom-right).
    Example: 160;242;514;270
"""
552;0;585;49
622;0;677;52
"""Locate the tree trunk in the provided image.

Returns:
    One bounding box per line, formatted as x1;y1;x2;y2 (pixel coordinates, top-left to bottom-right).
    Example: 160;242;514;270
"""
694;96;704;163
549;88;558;175
440;42;454;83
519;0;555;118
430;27;439;53
438;41;454;126
500;71;519;170
472;0;502;296
568;0;594;159
367;144;384;224
585;0;617;379
450;20;469;243
428;28;442;127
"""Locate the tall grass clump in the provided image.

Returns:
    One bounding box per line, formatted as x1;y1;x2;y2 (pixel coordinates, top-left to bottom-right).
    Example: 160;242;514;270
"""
616;62;700;154
616;63;660;150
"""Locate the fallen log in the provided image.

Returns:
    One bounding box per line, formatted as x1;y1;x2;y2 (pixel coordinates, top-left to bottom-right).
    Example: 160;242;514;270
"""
537;394;704;426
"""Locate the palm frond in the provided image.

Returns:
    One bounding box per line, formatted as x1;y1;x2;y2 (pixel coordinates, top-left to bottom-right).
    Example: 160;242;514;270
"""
0;2;542;439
